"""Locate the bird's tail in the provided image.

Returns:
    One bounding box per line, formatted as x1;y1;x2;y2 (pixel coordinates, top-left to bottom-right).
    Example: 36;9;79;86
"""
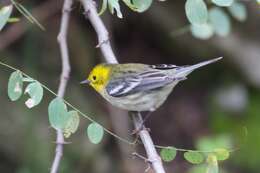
175;57;223;78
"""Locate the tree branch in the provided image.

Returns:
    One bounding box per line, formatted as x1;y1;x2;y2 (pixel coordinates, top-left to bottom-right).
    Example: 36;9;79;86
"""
50;0;73;173
79;0;166;172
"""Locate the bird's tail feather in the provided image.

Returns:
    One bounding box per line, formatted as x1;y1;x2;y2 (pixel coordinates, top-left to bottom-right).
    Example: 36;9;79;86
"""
175;57;223;78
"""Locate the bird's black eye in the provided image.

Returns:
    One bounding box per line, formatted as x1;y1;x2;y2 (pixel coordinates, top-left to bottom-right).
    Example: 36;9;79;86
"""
92;75;96;80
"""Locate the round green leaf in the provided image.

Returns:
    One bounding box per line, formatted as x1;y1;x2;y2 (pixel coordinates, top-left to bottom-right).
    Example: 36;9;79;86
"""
212;0;234;7
48;97;70;130
132;0;153;12
63;111;80;138
190;23;214;40
0;5;13;31
228;2;247;22
8;71;23;101
185;0;208;25
160;147;177;162
87;122;104;144
184;151;204;164
213;148;229;161
24;81;43;108
209;7;231;36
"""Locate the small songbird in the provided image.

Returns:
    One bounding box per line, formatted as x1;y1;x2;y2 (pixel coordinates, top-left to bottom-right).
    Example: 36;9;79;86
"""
81;57;222;112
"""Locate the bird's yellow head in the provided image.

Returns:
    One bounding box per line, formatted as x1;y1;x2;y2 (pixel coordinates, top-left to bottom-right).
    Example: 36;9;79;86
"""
82;64;111;93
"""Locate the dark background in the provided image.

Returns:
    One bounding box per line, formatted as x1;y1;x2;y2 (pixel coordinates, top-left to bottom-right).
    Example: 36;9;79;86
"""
0;0;260;173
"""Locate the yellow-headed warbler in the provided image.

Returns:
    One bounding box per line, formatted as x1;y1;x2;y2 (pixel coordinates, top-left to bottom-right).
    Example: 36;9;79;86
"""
81;57;222;112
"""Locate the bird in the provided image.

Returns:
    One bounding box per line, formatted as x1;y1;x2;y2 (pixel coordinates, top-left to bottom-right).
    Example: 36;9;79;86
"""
80;57;222;114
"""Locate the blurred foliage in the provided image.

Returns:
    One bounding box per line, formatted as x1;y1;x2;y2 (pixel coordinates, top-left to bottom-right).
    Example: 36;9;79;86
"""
209;89;260;172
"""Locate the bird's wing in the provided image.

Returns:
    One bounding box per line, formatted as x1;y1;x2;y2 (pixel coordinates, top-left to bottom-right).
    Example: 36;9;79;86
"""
149;64;179;69
106;70;178;97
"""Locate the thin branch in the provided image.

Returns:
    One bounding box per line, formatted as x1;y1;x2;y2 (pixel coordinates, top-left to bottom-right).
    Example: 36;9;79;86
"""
79;0;166;172
50;0;73;173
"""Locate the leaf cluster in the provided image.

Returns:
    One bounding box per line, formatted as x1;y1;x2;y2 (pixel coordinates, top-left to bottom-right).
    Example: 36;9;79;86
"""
185;0;249;39
7;70;104;142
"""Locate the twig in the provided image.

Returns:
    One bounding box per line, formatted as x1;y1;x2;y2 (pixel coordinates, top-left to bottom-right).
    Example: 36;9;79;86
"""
50;0;73;173
79;0;166;172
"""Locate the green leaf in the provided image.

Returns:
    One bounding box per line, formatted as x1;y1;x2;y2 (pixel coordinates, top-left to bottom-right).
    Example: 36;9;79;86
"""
190;23;214;40
132;0;153;12
87;122;104;144
8;71;23;101
213;148;229;161
63;111;80;138
209;7;231;36
24;81;43;108
48;97;70;130
206;154;218;173
228;2;247;22
98;0;108;15
212;0;234;7
160;147;177;162
185;0;208;25
108;0;123;18
0;5;13;31
184;151;204;164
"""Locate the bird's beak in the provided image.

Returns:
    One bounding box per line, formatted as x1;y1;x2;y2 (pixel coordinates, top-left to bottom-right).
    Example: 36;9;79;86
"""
80;79;90;84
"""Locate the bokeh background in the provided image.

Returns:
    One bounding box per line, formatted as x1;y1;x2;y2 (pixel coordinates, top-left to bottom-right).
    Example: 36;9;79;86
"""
0;0;260;173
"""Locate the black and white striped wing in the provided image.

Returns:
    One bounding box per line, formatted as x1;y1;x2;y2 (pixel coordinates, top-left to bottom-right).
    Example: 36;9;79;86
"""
106;75;141;97
106;70;175;97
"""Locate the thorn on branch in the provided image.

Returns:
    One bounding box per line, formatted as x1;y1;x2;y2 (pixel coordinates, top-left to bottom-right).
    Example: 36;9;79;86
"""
96;38;109;48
